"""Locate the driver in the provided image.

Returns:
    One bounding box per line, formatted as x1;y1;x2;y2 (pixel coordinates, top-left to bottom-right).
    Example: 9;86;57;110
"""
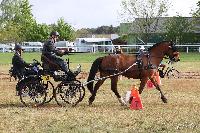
136;45;146;66
42;31;77;77
12;44;32;80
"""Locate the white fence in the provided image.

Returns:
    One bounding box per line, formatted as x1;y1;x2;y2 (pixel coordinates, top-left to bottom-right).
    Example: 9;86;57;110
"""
0;44;200;53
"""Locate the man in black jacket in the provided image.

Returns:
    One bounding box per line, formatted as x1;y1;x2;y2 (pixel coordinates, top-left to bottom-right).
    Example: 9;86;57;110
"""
42;31;78;77
12;45;31;80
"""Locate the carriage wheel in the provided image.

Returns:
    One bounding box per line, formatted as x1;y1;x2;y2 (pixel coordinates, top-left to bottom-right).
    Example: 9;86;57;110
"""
55;80;85;107
166;69;180;79
18;77;47;107
44;81;55;103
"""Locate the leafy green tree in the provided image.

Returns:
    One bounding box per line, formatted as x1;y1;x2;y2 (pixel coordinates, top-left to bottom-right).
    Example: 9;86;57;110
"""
0;0;21;43
76;28;92;38
16;0;37;41
165;16;193;44
0;21;21;43
0;0;21;22
29;23;50;42
0;0;36;42
76;25;119;38
52;18;76;41
120;0;169;44
192;1;200;36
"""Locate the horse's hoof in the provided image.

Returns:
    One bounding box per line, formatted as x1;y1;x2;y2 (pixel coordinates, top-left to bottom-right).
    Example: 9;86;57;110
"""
161;97;168;103
118;97;127;106
88;99;93;106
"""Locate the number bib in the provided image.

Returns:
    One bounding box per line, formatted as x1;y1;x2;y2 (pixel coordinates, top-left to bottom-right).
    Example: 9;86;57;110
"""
42;75;50;81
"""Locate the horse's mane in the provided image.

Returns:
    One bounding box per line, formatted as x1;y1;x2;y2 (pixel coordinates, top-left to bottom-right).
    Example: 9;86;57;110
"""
148;41;173;51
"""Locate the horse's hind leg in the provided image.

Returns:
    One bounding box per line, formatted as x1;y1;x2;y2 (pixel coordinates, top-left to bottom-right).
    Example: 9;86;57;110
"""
150;77;167;103
89;79;106;105
138;77;148;94
111;76;126;105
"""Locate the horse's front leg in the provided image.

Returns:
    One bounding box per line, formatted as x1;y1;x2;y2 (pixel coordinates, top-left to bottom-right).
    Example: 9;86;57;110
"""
150;77;167;103
111;76;126;106
138;77;148;94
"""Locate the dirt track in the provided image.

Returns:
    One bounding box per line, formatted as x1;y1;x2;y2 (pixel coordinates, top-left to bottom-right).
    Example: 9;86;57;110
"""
1;71;200;81
180;72;200;79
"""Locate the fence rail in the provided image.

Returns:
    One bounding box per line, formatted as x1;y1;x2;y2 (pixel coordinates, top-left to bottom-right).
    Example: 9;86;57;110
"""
0;44;200;53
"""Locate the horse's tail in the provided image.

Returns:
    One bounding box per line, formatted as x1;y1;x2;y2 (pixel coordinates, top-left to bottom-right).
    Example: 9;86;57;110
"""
87;57;103;94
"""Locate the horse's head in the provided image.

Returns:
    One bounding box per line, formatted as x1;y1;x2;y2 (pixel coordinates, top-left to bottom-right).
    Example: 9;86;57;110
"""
166;41;180;62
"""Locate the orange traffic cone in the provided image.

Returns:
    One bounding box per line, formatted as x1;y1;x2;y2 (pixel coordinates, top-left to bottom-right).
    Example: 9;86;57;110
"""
147;79;154;89
147;71;162;89
129;85;143;110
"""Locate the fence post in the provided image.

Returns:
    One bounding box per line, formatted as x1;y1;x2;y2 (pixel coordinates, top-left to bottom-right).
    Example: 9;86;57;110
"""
186;47;188;53
111;46;114;53
93;44;96;53
199;47;200;53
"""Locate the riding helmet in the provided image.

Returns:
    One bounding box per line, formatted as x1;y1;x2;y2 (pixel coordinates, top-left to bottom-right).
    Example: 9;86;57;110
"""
50;31;60;37
14;45;23;50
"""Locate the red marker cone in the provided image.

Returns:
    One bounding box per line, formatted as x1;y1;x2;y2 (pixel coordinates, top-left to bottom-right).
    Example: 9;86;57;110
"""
147;79;154;89
147;72;162;89
129;86;143;110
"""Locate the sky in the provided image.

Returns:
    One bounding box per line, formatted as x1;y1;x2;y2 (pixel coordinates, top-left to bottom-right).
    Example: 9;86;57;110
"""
14;0;200;29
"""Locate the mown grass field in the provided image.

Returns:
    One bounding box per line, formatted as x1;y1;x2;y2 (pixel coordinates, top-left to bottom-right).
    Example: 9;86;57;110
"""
0;52;200;132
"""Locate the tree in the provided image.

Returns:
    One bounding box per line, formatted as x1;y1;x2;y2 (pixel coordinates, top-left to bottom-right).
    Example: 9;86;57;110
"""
29;23;50;42
0;21;21;43
16;0;36;41
121;0;169;44
0;0;21;43
0;0;36;43
193;1;200;17
192;1;200;35
165;16;193;44
52;18;76;41
76;28;92;38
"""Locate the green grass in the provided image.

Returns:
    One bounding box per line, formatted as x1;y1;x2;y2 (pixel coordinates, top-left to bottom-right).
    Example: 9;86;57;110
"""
0;56;200;132
0;52;108;64
179;52;200;62
0;52;199;65
0;74;200;132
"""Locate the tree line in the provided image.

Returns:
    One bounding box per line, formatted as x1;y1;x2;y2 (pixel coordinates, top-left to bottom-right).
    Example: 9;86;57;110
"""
76;25;119;38
121;0;200;44
0;0;76;43
1;0;200;45
0;0;119;44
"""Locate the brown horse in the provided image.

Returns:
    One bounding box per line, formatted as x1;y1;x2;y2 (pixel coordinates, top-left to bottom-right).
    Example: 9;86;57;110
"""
87;41;180;105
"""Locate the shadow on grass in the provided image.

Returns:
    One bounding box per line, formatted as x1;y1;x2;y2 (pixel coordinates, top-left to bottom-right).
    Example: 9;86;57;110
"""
0;103;24;108
0;101;129;111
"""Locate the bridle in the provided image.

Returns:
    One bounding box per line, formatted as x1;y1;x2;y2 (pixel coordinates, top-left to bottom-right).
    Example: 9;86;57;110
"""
167;45;180;62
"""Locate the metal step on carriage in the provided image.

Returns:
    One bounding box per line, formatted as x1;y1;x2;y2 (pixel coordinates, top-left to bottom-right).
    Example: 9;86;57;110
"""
16;56;85;107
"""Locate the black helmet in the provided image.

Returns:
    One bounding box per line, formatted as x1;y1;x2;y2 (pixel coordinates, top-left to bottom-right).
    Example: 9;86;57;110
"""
14;45;23;50
50;31;60;37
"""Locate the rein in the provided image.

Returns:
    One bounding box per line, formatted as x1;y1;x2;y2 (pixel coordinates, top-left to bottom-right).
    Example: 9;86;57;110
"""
82;52;171;86
82;62;138;86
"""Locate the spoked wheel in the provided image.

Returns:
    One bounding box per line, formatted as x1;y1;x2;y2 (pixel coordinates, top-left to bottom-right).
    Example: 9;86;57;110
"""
55;80;85;107
166;68;180;79
43;81;55;103
18;77;47;107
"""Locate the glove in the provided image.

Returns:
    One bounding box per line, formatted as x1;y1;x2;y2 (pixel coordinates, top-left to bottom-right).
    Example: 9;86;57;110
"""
29;63;33;67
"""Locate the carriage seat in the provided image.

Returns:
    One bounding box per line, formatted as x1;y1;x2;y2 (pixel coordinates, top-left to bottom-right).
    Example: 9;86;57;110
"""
41;55;61;71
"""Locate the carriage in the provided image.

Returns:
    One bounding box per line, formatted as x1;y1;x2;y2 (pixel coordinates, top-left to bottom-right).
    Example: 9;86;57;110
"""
15;56;85;107
14;41;180;107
